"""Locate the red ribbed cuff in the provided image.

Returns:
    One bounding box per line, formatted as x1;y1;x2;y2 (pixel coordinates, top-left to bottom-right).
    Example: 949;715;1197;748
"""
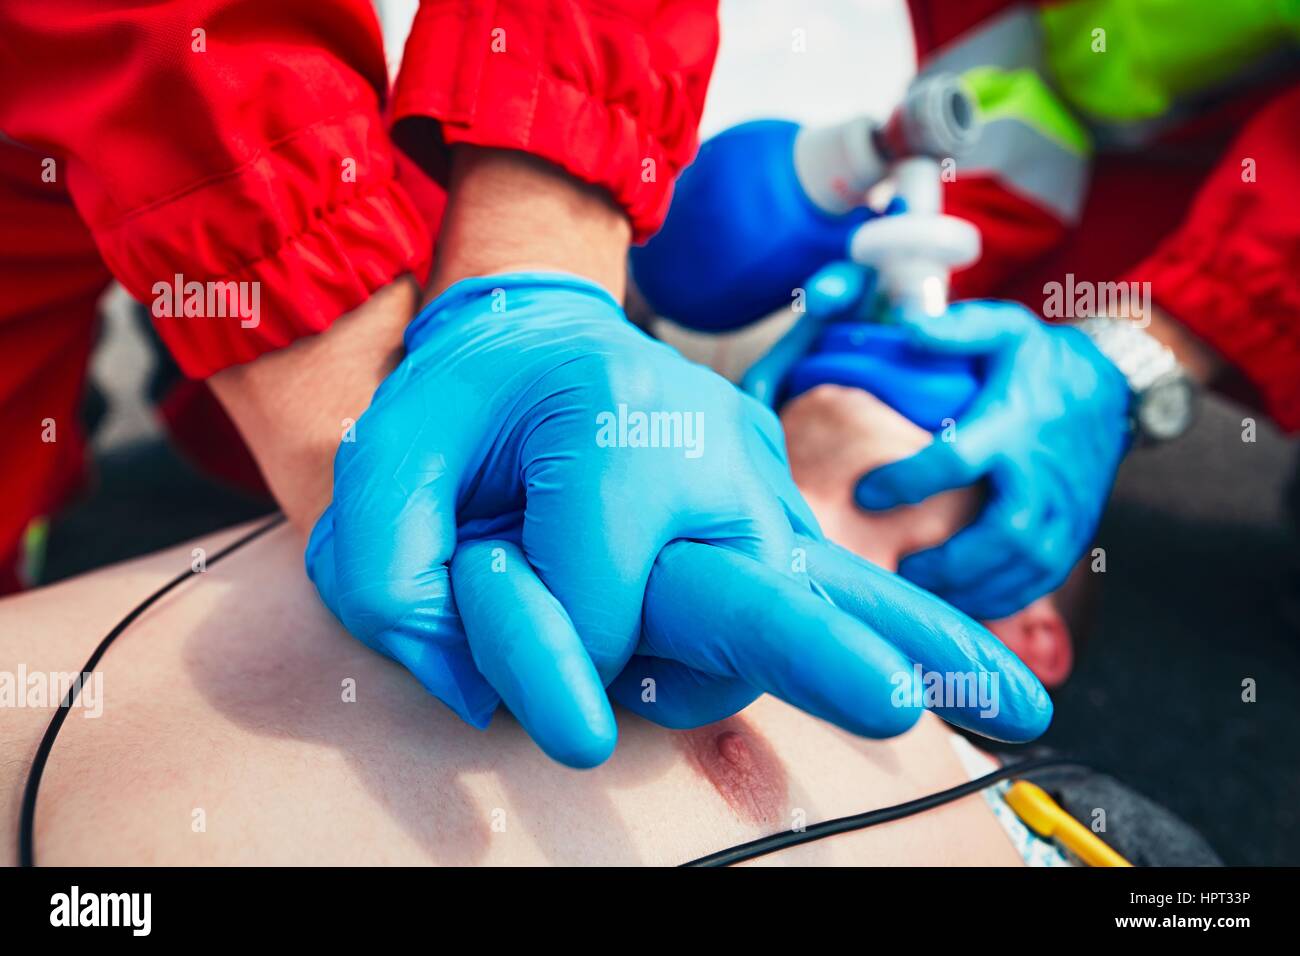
1128;229;1300;432
390;1;716;242
99;109;433;378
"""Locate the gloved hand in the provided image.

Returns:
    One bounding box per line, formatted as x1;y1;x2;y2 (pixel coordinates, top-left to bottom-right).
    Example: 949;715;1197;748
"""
742;262;982;430
853;300;1132;620
741;262;876;406
306;272;1053;768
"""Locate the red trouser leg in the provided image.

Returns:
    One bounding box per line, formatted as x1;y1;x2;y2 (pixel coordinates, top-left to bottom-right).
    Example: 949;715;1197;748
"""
0;142;111;592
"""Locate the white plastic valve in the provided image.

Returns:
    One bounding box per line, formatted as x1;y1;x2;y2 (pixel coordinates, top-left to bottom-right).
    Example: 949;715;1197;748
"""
791;73;980;217
848;204;981;318
893;155;943;216
792;116;887;216
794;74;984;318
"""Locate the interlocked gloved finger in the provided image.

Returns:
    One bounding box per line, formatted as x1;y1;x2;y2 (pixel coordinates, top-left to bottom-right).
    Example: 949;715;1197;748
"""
305;505;499;727
629;477;806;726
607;657;760;730
513;347;797;682
519;437;668;684
680;487;800;576
753;455;823;544
800;536;1053;742
639;540;925;739
451;539;617;769
606;402;831;731
738;392;824;539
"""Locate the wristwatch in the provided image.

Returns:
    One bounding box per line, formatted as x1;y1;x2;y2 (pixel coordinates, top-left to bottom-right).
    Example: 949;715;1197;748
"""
1072;316;1197;444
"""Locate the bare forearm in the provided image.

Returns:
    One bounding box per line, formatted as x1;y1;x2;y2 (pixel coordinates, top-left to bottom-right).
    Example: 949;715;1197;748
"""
209;278;416;531
1145;305;1224;386
210;148;631;531
429;146;631;302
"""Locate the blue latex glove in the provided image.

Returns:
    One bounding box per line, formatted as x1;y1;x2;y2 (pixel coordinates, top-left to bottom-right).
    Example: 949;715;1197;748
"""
854;300;1132;620
741;262;875;406
306;273;1053;768
743;262;982;432
622;535;1053;743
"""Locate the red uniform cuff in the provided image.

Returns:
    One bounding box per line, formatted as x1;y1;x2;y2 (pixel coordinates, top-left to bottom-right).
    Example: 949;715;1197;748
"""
103;110;433;379
1128;230;1300;433
390;0;718;242
1125;84;1300;432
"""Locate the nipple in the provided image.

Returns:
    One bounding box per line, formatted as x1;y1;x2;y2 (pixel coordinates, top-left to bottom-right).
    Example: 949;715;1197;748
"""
677;717;788;826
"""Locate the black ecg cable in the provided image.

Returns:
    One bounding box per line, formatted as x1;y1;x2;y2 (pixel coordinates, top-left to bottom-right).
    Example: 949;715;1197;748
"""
18;513;287;867
19;511;1088;868
679;753;1089;866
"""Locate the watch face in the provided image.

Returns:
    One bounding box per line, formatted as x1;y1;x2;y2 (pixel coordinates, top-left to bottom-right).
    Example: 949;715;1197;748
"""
1138;377;1195;442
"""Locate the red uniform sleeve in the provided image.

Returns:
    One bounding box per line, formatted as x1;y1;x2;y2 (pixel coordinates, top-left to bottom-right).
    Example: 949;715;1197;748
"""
1125;84;1300;432
391;0;720;242
945;175;1072;299
0;0;433;379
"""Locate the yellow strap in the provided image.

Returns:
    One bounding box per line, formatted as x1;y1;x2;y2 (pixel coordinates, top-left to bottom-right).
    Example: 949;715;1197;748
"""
1006;780;1133;867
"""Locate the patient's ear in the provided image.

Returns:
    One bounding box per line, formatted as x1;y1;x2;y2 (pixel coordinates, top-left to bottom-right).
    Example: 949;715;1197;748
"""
985;598;1075;689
